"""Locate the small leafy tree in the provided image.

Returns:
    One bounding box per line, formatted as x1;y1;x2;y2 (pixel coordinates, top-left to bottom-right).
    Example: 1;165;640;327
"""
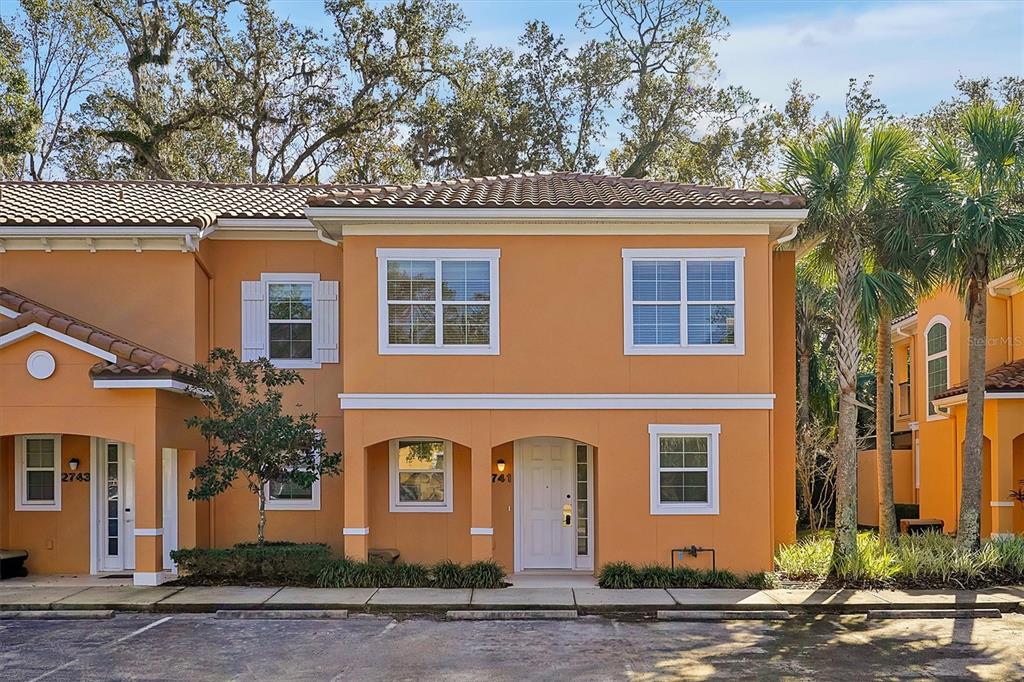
185;348;342;545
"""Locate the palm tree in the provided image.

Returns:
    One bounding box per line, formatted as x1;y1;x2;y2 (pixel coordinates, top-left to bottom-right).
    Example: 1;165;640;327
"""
781;115;912;565
902;102;1024;549
859;220;924;545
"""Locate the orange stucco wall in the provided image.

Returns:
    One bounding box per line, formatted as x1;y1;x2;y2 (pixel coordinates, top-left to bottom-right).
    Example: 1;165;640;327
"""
771;250;797;546
856;449;915;527
901;283;1024;537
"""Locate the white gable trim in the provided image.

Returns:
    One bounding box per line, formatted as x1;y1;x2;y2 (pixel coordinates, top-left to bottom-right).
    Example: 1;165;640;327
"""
0;323;117;362
92;379;193;393
1;305;17;318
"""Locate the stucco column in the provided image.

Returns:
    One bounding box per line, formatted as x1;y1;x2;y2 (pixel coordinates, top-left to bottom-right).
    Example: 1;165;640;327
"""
133;431;165;586
989;407;1015;537
470;413;493;561
342;412;369;560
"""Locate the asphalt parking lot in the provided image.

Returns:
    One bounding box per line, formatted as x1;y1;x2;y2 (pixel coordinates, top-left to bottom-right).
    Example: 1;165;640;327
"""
1;612;1021;680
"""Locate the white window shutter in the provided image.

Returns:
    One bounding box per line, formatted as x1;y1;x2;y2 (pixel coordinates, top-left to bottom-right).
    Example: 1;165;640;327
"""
241;281;267;360
314;280;339;364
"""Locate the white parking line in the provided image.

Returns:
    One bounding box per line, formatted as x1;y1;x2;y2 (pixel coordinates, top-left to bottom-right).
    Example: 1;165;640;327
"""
27;616;173;682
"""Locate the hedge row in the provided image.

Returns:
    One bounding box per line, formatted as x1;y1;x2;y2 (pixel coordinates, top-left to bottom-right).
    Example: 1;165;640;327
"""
597;562;778;590
170;542;332;586
317;559;506;589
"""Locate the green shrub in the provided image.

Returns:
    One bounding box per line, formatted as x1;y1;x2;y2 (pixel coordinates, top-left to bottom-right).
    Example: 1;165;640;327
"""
462;561;506;589
598;562;771;589
317;559;505;589
171;543;332;585
431;560;466;589
741;571;779;590
597;562;639;589
637;564;676;588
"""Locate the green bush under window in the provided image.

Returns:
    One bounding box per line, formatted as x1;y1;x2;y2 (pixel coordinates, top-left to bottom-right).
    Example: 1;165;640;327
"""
170;542;332;586
596;562;777;590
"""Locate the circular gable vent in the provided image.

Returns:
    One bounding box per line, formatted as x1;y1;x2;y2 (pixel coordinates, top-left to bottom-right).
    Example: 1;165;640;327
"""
27;350;57;380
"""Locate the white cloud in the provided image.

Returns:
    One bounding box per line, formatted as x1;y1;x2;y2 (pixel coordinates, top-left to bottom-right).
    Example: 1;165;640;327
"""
716;0;1024;117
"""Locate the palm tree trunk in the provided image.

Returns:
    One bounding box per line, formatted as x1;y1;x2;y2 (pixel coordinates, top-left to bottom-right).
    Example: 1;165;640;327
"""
832;237;862;565
957;279;988;549
876;310;897;545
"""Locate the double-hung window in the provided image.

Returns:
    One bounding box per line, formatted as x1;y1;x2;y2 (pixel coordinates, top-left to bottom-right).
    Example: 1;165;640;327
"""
268;282;314;362
649;425;720;515
15;435;61;511
377;249;500;355
925;317;950;418
623;249;745;355
389;438;453;512
241;273;339;369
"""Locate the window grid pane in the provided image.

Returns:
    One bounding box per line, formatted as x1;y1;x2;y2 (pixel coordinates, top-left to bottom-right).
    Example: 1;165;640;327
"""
268;283;313;321
387;259;493;347
658;435;710;505
269;478;313;501
575;444;588;556
927;356;948;415
396;440;447;504
927;324;948;356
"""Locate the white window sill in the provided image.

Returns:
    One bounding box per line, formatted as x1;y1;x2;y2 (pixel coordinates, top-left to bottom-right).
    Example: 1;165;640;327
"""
267;358;322;369
627;345;744;356
379;345;499;356
389;503;453;513
650;503;719;516
265;501;320;511
15;502;61;512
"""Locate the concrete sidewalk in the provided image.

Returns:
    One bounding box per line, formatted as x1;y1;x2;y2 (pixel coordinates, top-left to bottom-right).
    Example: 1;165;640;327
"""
1;583;1022;616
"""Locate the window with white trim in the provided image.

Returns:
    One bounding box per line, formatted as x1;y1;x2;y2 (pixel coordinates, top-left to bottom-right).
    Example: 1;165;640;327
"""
649;425;719;515
268;282;313;362
623;249;745;355
389;438;453;512
241;273;339;369
15;435;61;511
925;318;949;417
377;249;500;355
264;469;321;511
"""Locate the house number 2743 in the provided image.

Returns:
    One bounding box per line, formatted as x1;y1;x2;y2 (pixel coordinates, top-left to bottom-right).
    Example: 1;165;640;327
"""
61;472;90;482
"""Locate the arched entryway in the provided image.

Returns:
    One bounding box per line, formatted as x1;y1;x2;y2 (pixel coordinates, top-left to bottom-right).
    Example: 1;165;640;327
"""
511;436;594;573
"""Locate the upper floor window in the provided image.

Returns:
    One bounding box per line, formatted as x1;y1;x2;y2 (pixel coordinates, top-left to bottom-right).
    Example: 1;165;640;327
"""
925;317;950;418
241;273;339;369
15;435;61;511
377;249;500;355
649;424;720;515
623;249;745;355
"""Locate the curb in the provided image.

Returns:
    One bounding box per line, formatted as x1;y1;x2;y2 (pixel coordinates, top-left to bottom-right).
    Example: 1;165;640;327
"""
0;610;115;620
446;609;578;621
867;609;1002;620
216;609;349;620
657;610;791;621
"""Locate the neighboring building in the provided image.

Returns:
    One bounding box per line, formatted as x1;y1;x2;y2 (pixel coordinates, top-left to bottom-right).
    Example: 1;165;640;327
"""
863;278;1024;537
0;173;804;585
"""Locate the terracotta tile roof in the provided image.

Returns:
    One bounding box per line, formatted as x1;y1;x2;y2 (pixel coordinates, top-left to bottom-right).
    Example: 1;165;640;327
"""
306;171;806;210
0;288;194;383
0;180;348;228
935;358;1024;400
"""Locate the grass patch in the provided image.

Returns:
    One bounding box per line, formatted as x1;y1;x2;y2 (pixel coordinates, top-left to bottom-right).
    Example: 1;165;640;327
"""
596;562;777;589
775;531;1024;589
317;559;507;589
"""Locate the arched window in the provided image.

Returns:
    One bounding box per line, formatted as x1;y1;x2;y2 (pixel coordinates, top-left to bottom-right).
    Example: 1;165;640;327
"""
925;317;950;417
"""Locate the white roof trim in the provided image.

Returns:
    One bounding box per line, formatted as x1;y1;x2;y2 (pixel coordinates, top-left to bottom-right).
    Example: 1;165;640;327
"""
0;322;117;362
931;391;1024;409
0;305;17;319
92;378;193;393
338;393;775;410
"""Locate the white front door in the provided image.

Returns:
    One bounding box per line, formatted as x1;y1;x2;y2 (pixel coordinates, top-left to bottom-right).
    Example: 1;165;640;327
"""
98;440;135;572
518;438;575;570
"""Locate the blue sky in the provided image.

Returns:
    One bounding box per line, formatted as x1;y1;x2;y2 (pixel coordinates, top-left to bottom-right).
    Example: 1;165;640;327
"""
273;0;1024;118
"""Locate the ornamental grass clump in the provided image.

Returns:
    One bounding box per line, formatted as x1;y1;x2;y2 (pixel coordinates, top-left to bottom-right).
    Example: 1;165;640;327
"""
775;531;1024;588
